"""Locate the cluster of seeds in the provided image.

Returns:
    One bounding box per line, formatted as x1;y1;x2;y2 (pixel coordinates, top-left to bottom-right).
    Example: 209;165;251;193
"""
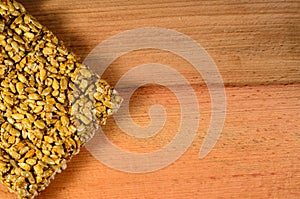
0;1;122;199
71;65;122;143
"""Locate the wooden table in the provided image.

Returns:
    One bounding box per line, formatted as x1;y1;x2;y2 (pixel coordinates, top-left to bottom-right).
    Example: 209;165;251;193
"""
1;0;299;198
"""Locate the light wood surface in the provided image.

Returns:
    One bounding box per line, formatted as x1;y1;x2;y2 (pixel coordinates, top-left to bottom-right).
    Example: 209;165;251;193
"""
1;0;299;198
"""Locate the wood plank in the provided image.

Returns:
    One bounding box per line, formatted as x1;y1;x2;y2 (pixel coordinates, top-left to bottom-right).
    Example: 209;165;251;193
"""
1;0;299;198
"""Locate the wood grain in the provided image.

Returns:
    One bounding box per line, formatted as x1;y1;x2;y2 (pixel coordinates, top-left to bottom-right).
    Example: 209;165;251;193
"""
1;0;299;198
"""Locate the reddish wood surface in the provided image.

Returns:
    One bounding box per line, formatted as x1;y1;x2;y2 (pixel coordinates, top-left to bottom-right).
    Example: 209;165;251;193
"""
0;0;299;198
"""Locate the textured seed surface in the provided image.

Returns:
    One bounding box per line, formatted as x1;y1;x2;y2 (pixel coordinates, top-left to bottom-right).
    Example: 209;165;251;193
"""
0;1;121;199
